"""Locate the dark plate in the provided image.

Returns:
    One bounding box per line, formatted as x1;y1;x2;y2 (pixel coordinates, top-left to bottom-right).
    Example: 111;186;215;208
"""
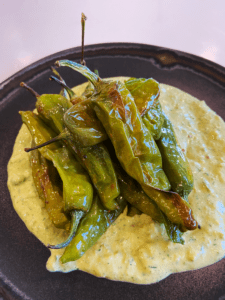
0;43;225;300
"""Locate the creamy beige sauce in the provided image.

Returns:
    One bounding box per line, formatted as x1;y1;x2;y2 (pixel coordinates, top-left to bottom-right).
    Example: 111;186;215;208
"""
7;78;225;284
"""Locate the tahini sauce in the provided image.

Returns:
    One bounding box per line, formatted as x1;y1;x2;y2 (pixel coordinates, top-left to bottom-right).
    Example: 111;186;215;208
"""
7;79;225;284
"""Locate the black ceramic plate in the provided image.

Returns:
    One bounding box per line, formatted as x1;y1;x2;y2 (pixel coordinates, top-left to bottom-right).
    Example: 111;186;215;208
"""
0;43;225;300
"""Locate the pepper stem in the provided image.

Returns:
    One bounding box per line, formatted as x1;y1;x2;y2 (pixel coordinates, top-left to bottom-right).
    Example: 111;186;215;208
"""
50;66;64;82
81;13;87;66
47;210;84;249
55;60;100;88
24;131;69;152
20;82;40;98
49;75;76;99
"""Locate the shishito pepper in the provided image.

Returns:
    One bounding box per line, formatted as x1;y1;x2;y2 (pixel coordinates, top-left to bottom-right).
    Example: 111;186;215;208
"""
21;83;73;134
79;76;164;140
125;77;164;140
125;79;194;199
30;141;69;229
64;100;108;147
46;78;120;210
55;60;198;231
49;75;107;146
20;111;93;248
156;113;194;199
116;165;184;244
56;61;170;191
60;194;126;263
21;82;120;211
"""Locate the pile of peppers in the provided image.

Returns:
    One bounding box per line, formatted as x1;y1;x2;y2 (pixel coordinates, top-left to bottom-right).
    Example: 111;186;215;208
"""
20;60;199;264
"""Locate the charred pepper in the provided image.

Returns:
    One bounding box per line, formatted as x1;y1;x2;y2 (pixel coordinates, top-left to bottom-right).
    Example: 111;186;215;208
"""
125;77;164;140
21;82;120;211
30;141;69;229
55;60;198;232
20;111;93;248
60;194;126;263
156;113;194;199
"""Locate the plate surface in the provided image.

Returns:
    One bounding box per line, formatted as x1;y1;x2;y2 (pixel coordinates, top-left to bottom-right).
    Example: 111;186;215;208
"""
0;43;225;300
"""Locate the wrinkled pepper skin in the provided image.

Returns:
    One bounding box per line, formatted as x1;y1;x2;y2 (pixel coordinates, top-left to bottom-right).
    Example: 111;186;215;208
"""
92;80;170;191
20;111;93;214
36;94;72;133
125;77;159;115
74;142;120;211
116;169;164;223
60;194;126;263
143;102;164;141
123;77;164;140
30;142;69;229
92;82;197;231
35;88;120;211
64;100;107;147
156;113;194;199
161;212;184;244
116;166;184;243
55;60;198;231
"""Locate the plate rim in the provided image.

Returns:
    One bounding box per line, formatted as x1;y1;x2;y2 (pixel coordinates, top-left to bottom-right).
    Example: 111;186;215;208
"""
1;42;225;98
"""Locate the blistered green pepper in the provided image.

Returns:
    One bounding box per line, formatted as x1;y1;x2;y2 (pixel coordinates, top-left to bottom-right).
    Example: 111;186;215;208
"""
20;82;72;134
20;111;93;248
64;100;108;147
21;82;120;211
49;75;107;146
125;77;159;116
30;141;69;229
55;60;198;231
60;194;126;263
156;113;194;199
45;77;120;211
125;77;164;140
115;165;184;244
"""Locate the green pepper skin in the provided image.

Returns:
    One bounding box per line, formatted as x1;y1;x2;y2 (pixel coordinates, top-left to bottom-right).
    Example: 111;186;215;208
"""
30;143;69;229
82;81;95;98
143;103;164;141
30;142;46;202
64;100;108;147
93;82;197;231
20;111;93;213
36;94;72;133
156;113;194;199
161;212;184;244
125;77;159;115
92;80;170;191
55;60;198;231
116;166;184;243
35;88;120;211
115;165;164;222
125;78;164;140
60;194;126;263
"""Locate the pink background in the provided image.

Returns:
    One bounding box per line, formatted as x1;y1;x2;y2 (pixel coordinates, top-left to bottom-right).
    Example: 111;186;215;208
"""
1;0;225;83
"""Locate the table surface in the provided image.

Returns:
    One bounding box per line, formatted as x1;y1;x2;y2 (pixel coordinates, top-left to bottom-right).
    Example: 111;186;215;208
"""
1;0;225;84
